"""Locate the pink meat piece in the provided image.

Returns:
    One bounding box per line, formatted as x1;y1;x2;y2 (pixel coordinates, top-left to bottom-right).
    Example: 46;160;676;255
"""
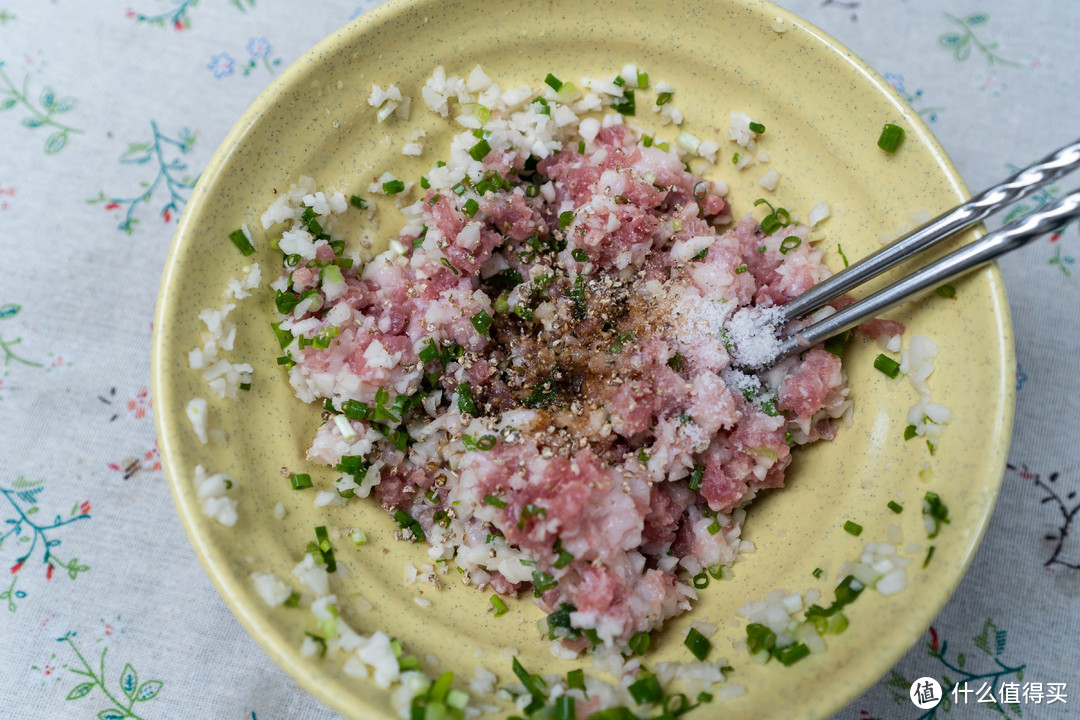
482;193;538;241
608;381;659;437
641;485;682;551
778;347;844;420
859;317;905;340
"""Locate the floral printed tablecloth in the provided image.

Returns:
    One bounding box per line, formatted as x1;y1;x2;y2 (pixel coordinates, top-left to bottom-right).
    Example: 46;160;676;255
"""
1;1;1077;718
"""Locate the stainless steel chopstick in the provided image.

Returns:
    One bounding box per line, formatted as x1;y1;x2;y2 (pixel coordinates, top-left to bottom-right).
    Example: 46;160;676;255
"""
777;138;1080;324
756;186;1080;368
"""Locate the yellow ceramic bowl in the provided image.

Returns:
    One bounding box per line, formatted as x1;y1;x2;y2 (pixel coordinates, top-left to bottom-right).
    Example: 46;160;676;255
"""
152;0;1014;718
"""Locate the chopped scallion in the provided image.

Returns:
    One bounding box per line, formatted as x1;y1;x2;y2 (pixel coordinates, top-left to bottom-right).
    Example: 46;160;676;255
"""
748;121;766;134
468;138;492;162
843;520;863;536
936;284;956;298
685;627;711;660
462;198;479;218
874;353;902;378
877;123;905;153
382;179;405;195
349;195;368;209
888;500;904;514
470;310;493;339
544;73;563;91
779;236;802;254
290;473;312;490
228;227;255;256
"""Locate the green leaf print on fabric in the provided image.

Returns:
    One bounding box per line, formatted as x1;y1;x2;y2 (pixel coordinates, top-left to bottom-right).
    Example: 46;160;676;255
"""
0;61;81;154
61;632;164;720
938;12;1024;69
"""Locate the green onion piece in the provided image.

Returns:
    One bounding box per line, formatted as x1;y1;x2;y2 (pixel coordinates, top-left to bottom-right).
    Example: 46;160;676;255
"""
685;627;711;660
642;134;653;147
923;545;936;568
462;198;479;218
667;352;684;371
382;179;405;195
888;500;904;514
457;381;477;415
927;439;937;455
323;265;344;285
923;491;950;538
637;449;650;463
812;567;823;578
532;570;557;596
578;140;585;154
688;464;704;492
553;541;574;569
428;671;454;703
748;121;766;134
692;571;709;589
351;529;367;546
610;89;635;116
746;622;776;655
482;494;506;508
271;322;293;349
349;195;368;209
613;75;625;86
843;520;863;536
474;104;491;123
290;473;312;490
628;630;651;655
823;332;847;357
469;138;492;162
837;244;850;267
470;310;493;339
570;248;589;262
874;353;902;378
656;140;670;152
567;668;586;691
304;632;327;658
779;236;802;254
706;520;722;535
558;210;575;228
735;264;748;274
418;338;439;365
476;435;496;451
544;73;563;91
628;673;663;705
419;176;431;190
877;123;905;153
554;695;575;720
511;657;547;714
904;424;918;441
228;228;255;256
446;689;469;710
283;591;300;608
656;91;672;106
773;642;810;666
532;96;551;115
517;502;547;530
525;184;540;198
733;152;741;164
936;284;956;298
636;71;648;87
314;525;336;572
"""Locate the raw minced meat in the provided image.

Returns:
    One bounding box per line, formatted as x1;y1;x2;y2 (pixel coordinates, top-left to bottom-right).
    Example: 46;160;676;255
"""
263;65;854;655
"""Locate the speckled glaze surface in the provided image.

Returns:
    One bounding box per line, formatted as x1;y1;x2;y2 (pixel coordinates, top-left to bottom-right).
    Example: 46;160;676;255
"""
151;0;1014;718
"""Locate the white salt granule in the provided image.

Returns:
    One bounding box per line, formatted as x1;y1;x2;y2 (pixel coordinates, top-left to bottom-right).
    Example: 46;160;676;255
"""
724;305;784;368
